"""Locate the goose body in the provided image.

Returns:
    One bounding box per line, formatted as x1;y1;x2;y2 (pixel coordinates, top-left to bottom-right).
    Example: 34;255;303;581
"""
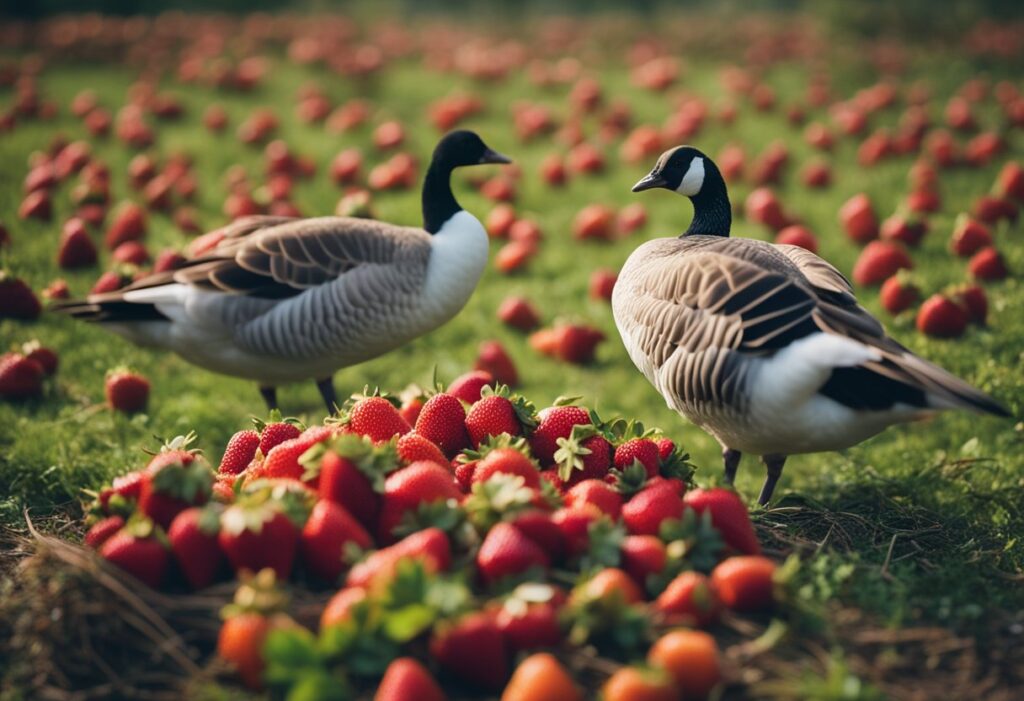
615;146;1009;503
59;131;509;410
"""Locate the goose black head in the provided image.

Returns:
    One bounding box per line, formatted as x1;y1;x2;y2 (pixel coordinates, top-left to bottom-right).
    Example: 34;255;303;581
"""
423;130;512;234
632;145;731;237
432;130;512;169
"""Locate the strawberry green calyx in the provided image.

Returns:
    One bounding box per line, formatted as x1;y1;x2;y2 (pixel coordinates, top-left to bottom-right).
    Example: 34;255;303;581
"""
581;518;626;572
393;498;468;542
609;462;650;497
123;513;170;547
225;482;312;534
221;568;289;619
464;473;537;532
553;424;600;481
550;395;583;407
658;444;696;482
658;509;725;574
150;459;214;502
143;431;200;458
457;432;535;464
501;582;557;618
252;410;304;434
196;502;224;535
564;577;651;654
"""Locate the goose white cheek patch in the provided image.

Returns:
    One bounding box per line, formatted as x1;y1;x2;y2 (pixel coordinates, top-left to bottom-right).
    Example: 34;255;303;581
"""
676;157;705;196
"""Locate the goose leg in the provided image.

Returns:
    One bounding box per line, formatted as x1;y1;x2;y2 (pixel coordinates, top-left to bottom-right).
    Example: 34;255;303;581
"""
722;448;742;485
758;454;787;506
316;376;338;415
259;385;278;411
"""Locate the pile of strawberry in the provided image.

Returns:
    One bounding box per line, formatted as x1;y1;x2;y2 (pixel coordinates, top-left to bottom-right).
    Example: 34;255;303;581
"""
82;371;777;699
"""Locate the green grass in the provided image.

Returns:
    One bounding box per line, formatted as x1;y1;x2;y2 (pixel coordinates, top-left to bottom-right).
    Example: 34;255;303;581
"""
1;11;1022;662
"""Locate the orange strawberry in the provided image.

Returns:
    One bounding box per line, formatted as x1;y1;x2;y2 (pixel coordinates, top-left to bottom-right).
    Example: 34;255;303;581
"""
648;629;722;699
375;658;446;701
711;555;776;612
501;652;582;701
654;571;721;627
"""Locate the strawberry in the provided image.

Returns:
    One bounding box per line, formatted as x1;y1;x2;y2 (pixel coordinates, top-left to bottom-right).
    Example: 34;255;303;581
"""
153;248;186;273
307;434;392;530
622;482;685;536
995;161;1024;201
139;452;213;529
415;392;471;458
614;438;661;479
620;534;666;586
839;193;879;244
112;240;149;265
300;499;372;582
21;341;57;375
745;188;791;231
950;216;992;257
99;516;169;588
550;505;602;557
494;587;566;651
554;425;612;485
90;269;131;294
952;284;988;324
906;189;941;214
344;395;410;443
84;515;125;549
320;586;368;630
375;658;446;701
509;510;566;562
219;430;260;474
654;571;721;627
530;404;592;466
969;246;1009;281
396;432;448;466
774;224;818;252
683;488;760;555
879;274;920;315
602;666;677;701
0;273;41;320
105;368;150;413
168;505;224;590
497;296;541;331
465;387;536;447
589;269;617;301
217;570;297;690
447;370;494;404
218;488;308;579
399;395;424;426
477;521;549;584
378;460;461;541
572;204;615;240
565;479;622;519
253;425;334;481
256;416;302;454
430;612;509;690
0;353;44;399
495;241;533;273
880;213;927;247
18;190;52;221
852;241;913;286
972;195;1017;226
554;324;605;364
710;555;776;612
655;438;676;463
105;201;147;249
42;279;70;300
570;567;644;606
56;218;97;269
475;340;518;386
917;294;968;338
346;527;451;588
647;630;721;700
472;446;542;489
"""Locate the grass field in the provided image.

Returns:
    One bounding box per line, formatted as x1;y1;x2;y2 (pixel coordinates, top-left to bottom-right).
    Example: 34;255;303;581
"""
1;9;1023;698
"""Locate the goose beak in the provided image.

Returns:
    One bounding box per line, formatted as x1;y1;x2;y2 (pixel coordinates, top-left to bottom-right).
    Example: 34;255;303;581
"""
480;148;512;165
632;172;668;192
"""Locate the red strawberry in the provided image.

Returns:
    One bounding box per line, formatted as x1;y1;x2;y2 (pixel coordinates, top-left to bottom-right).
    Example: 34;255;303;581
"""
614;438;661;479
477;522;549;584
107;470;145;508
880;214;927;247
774;225;818;252
84;515;125;549
256;418;302;454
654;571;721;627
56;218;97;269
430;612;509;690
683;488;760;555
509;509;566;562
972;195;1017;226
952;284;988;324
497;296;541;331
218;492;305;579
711;555;776;612
969;246;1009;281
473;446;542;489
655;438;676;462
346;396;411;443
530;405;591;466
90;269;131;295
42;279;70;300
219;430;260;475
622;482;685;536
620;534;666;586
475;340;518;387
745;188;791;231
153;249;186;273
168;505;224;590
18;190;52;221
565;479;622;519
311;437;388;531
995;161;1024;201
589;269;617;301
105;368;150;413
396;432;448;466
447;370;494;404
375;658;446;701
21;341;57;375
0;273;41;320
99;517;169;588
839;193;879;244
917;294;968;338
415;393;470;458
254;425;334;481
494;588;565;651
950;216;992;257
300;499;372;583
852;241;913;286
554;427;612;486
465;389;535;447
346;527;451;588
0;353;44;399
105;201;147;249
139;456;213;529
554;324;605;364
550;505;602;557
399;395;424;426
573;204;615;240
879;274;920;315
378;460;461;541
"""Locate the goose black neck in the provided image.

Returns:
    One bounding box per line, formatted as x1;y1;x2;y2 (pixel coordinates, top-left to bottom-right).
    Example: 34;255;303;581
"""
683;165;731;237
422;158;462;234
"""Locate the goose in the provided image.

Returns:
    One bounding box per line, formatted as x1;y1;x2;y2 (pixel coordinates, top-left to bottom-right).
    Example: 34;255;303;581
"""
612;145;1010;505
57;130;511;412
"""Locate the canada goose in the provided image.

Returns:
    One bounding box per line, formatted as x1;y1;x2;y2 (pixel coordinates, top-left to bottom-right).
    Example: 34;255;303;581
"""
613;145;1010;504
58;130;511;412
